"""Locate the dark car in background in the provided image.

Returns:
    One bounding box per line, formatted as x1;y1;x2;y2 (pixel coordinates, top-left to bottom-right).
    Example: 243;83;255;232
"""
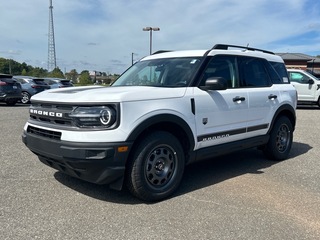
14;76;50;104
43;78;73;88
0;74;22;106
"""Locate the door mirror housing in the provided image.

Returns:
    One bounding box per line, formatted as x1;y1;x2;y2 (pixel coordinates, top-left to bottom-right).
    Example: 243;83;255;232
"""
308;79;314;84
199;77;228;91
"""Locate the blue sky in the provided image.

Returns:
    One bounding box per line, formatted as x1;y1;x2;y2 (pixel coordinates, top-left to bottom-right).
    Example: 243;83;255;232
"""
1;0;320;74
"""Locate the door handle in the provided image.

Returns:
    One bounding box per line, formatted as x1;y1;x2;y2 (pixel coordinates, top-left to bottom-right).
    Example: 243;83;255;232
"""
233;96;246;102
268;94;278;100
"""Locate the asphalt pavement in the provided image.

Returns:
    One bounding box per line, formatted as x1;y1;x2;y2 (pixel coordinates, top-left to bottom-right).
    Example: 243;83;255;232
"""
1;103;319;240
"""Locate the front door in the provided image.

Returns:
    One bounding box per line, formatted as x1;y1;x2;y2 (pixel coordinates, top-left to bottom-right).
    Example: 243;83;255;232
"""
194;55;249;149
289;71;317;101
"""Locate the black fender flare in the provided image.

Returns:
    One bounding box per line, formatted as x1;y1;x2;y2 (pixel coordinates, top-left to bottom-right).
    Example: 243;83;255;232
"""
269;104;296;134
126;113;195;154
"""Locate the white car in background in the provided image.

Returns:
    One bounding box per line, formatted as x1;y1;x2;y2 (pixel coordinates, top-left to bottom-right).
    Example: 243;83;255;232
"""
287;69;320;107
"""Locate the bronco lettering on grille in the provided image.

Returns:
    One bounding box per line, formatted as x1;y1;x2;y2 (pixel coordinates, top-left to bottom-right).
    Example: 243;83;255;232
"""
30;109;63;118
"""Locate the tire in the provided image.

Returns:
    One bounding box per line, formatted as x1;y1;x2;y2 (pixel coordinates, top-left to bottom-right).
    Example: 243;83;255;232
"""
21;92;30;104
126;131;185;202
263;116;293;161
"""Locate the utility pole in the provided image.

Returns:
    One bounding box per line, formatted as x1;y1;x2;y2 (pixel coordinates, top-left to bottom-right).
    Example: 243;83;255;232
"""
48;0;57;72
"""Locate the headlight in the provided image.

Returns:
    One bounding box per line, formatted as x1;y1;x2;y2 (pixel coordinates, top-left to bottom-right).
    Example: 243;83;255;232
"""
69;106;117;129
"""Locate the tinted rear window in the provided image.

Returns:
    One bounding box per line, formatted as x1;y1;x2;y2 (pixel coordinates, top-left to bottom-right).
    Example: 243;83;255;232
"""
270;62;289;83
0;78;16;84
61;80;72;86
33;79;47;84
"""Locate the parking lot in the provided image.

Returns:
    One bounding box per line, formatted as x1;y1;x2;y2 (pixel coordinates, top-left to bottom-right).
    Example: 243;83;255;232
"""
1;104;319;240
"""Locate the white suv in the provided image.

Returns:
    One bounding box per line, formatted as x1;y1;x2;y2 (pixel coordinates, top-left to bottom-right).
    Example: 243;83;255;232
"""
22;44;297;201
287;69;320;107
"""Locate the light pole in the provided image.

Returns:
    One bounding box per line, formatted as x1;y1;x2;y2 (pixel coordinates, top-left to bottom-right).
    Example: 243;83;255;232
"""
143;27;160;55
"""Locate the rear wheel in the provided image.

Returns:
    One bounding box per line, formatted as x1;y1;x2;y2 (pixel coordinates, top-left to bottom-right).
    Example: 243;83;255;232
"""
21;92;30;104
126;131;185;202
263;116;293;160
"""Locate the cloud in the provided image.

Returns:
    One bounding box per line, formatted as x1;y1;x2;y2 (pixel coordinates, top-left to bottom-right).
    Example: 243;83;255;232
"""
0;50;22;55
308;22;320;30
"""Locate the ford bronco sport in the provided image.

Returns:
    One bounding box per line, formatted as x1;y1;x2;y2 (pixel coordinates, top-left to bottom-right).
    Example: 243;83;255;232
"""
22;44;297;201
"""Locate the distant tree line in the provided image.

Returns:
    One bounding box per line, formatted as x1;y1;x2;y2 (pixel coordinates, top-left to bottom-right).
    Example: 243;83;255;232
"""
0;58;119;86
0;57;64;78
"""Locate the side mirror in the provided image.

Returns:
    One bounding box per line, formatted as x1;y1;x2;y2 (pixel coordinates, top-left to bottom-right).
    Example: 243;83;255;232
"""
308;79;314;84
199;77;228;91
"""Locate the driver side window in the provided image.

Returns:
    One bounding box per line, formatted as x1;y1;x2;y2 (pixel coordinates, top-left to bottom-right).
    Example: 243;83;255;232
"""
200;55;238;88
289;72;309;83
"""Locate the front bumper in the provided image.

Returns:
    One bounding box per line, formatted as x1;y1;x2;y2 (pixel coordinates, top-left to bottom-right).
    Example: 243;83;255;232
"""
22;130;133;189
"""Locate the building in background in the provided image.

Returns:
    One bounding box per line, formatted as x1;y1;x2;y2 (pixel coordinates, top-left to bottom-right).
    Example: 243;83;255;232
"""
277;53;320;77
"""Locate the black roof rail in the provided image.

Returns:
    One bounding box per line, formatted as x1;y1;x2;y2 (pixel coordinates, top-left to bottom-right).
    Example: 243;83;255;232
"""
212;44;275;55
152;50;172;55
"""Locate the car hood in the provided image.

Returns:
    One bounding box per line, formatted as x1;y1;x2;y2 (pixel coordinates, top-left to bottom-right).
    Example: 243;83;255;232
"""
30;85;188;103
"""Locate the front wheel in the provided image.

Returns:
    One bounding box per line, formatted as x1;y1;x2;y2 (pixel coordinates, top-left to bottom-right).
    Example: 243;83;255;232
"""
126;131;185;202
263;116;293;161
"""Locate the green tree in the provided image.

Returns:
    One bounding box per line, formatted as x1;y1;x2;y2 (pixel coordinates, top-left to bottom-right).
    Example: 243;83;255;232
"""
0;58;48;76
48;67;64;78
0;58;8;73
21;62;29;73
29;67;48;77
78;70;92;85
65;69;78;82
21;69;27;76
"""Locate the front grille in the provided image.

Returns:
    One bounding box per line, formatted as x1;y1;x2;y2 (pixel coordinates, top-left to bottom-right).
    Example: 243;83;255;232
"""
29;103;74;127
27;125;61;140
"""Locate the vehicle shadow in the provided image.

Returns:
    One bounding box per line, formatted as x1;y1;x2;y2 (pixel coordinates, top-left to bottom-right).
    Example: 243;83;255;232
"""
0;103;29;107
54;172;141;205
54;141;311;204
176;141;311;197
296;104;320;110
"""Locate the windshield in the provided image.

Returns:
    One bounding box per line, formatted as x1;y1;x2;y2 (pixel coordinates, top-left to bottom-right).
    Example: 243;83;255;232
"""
112;57;202;87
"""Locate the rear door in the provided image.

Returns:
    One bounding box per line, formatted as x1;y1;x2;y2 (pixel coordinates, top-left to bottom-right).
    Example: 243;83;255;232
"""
239;56;280;137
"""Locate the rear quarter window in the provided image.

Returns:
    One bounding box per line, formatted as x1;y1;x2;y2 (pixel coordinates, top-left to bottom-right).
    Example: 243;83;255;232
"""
270;61;289;84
